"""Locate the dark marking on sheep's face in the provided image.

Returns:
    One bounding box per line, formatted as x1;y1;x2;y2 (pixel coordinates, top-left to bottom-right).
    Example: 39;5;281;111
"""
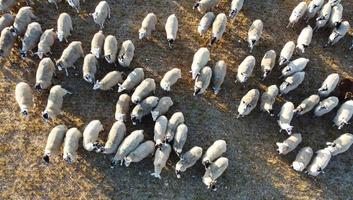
42;112;51;121
93;142;104;153
210;182;217;191
168;39;174;49
210;37;217;45
21;110;29;117
229;9;237;19
193;2;200;10
20;50;27;59
204;160;211;169
9;27;17;36
194;87;201;96
43;155;50;163
175;170;181;179
111;159;118;168
35;83;42;93
64;156;73;165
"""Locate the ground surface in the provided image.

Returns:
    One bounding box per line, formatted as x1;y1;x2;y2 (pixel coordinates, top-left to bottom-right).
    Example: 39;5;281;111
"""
1;0;353;199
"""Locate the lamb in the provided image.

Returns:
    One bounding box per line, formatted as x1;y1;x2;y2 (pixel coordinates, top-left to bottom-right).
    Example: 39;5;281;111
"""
278;41;295;66
190;47;210;80
202;157;228;191
131;78;156;104
280;58;309;78
328;4;343;27
194;66;212;96
229;0;244;19
326;133;353;156
193;0;220;13
118;68;144;93
57;13;73;43
151;96;173;121
293;94;320;116
175;146;203;178
15;82;33;117
103;121;126;154
296;25;313;54
0;14;14;33
317;73;340;97
202;140;226;168
90;30;105;59
314;2;332;31
277;101;294;135
56;41;84;76
329;0;341;6
325;21;350;47
115;94;131;122
165;112;185;143
67;0;84;13
48;0;62;9
305;0;324;22
237;89;260;118
160;68;181;92
198;12;215;37
0;0;16;12
103;35;118;64
42;85;71;121
260;85;279;116
63;127;82;164
0;27;16;58
43;125;67;163
154;115;168;148
10;6;36;36
90;1;110;29
83;120;104;152
314;96;339;117
82;54;98;84
292;147;313;172
118;40;135;68
235;55;255;85
333;100;353;130
124;140;155;167
111;130;144;167
287;2;307;28
93;71;123;91
35;57;56;92
261;50;276;80
276;133;302;155
306;148;331;176
165;14;178;48
35;29;57;59
173;123;188;156
131;96;159;125
20;22;42;59
139;13;157;40
279;72;305;95
151;143;171;179
212;60;227;94
248;19;263;53
211;13;227;45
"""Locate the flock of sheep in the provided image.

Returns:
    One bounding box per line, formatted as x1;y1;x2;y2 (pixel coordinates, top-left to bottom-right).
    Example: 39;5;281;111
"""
1;0;353;191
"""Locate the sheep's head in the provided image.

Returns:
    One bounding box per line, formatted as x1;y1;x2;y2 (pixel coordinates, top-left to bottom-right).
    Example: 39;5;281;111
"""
276;142;289;154
57;31;64;42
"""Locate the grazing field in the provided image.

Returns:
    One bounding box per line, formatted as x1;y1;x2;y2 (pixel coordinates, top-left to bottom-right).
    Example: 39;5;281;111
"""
1;0;353;199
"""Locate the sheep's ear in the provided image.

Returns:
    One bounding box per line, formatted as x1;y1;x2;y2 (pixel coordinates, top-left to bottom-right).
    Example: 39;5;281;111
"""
275;142;281;147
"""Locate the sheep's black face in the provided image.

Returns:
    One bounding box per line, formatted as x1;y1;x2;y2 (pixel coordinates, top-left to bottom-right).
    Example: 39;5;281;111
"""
35;83;42;92
21;110;29;117
43;155;50;163
204;161;211;168
210;183;216;191
42;112;50;121
111;160;118;167
20;51;27;59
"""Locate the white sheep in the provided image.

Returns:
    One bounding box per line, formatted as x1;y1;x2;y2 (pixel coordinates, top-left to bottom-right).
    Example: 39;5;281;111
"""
198;12;215;37
237;89;260;118
165;112;185;143
151;143;172;179
202;139;226;168
0;27;16;58
67;0;84;13
333;100;353;130
326;133;353;156
190;47;210;80
131;96;159;125
139;13;157;40
175;146;203;178
229;0;244;19
260;85;279;116
314;96;339;117
318;73;340;97
124;140;155;167
165;14;178;48
202;157;228;191
83;120;104;152
118;68;144;93
306;148;331;176
82;54;98;84
296;25;313;53
248;19;263;53
90;30;105;59
261;50;276;80
160;68;181;92
151;96;173;121
63;127;82;164
193;0;220;13
35;57;55;92
279;71;305;95
0;0;16;12
328;3;343;27
292;147;313;172
20;22;42;59
115;94;131;122
173;123;188;156
212;60;227;94
287;2;307;28
48;0;62;10
325;21;350;47
90;1;110;29
118;40;135;68
43;125;67;163
277;101;294;135
305;0;324;23
276;133;302;155
235;55;256;85
280;58;309;78
56;41;84;76
211;13;227;45
293;94;320;116
154;115;168;148
278;41;295;66
104;35;118;64
103;121;126;154
314;2;332;31
35;29;57;59
131;78;156;104
93;71;123;91
42;85;71;121
15;82;33;117
57;12;72;43
0;13;14;33
329;0;341;6
10;6;36;36
194;66;212;96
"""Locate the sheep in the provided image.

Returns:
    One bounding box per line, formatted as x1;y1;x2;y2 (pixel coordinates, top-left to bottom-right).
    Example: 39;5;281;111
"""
57;13;73;43
43;125;68;163
211;60;227;95
326;133;353;156
211;13;227;45
292;147;313;172
202;157;228;191
305;0;324;23
67;0;84;13
139;13;157;40
337;78;353;101
35;57;56;92
103;121;126;154
20;22;42;59
173;123;188;156
329;0;341;6
124;140;155;167
260;85;279;116
280;58;309;78
151;143;172;179
190;47;210;80
325;21;350;47
90;30;105;59
151;96;173;121
93;71;123;91
229;0;244;19
35;28;57;59
115;94;131;122
111;130;144;167
318;73;340;98
10;6;36;36
314;2;332;31
165;112;185;143
118;40;135;68
160;68;181;92
279;41;295;66
306;148;331;176
15;82;33;117
333;100;353;130
193;0;220;13
56;41;84;76
314;96;339;117
82;54;98;84
287;2;307;28
198;12;215;37
202;140;226;168
63;127;82;164
293;94;320;116
0;27;16;58
90;1;110;29
103;35;118;64
0;0;16;12
154;115;168;148
48;0;62;9
131;96;159;125
118;68;144;93
277;101;294;135
194;66;212;96
296;25;313;54
175;146;203;178
235;55;256;85
248;19;263;53
42;85;71;121
165;14;178;48
237;89;260;118
276;133;302;155
279;71;305;95
0;14;14;33
82;120;104;152
328;4;343;27
131;78;156;104
261;50;276;80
